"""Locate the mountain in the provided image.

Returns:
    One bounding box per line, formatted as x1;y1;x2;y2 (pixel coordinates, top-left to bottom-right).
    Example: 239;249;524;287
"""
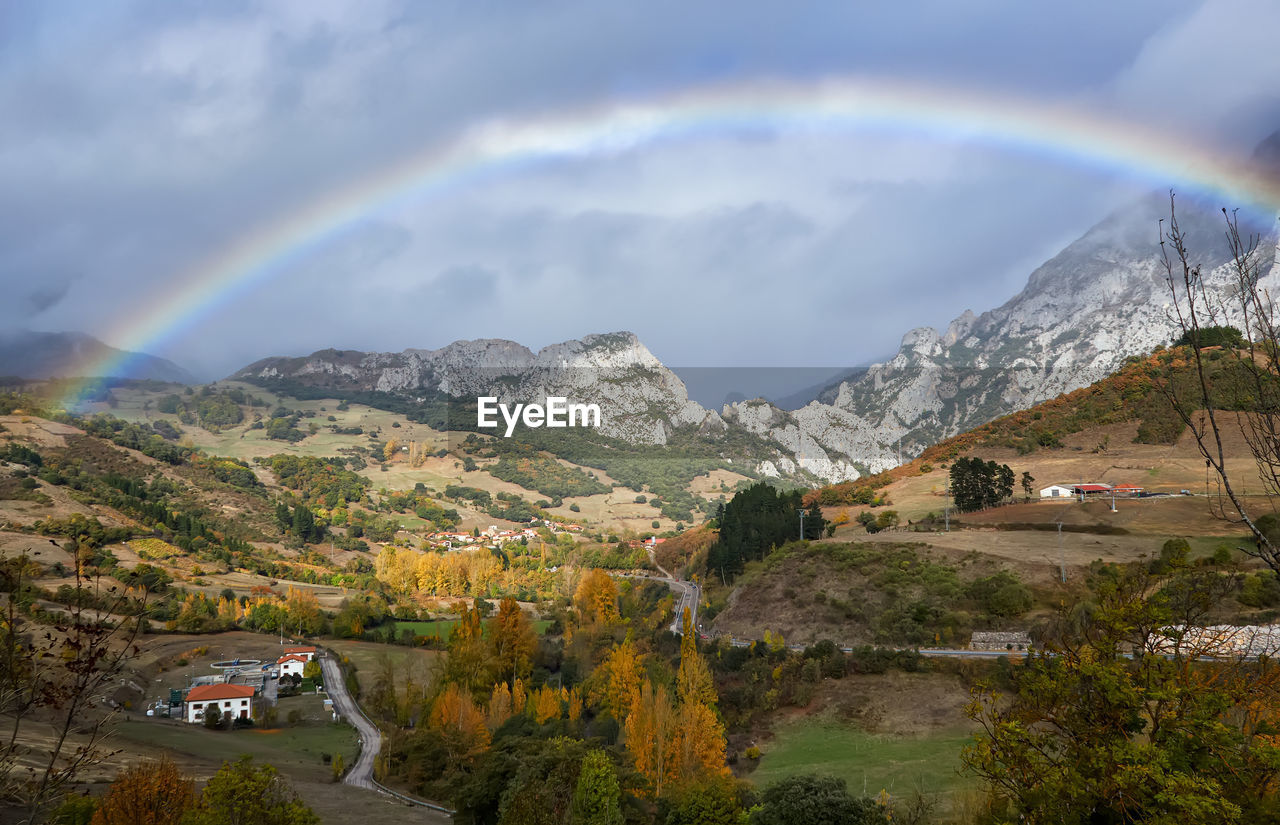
0;330;195;384
236;331;722;446
730;180;1280;477
233;135;1280;485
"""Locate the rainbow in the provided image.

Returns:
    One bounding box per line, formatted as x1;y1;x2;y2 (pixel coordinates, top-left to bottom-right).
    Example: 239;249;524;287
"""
64;76;1280;407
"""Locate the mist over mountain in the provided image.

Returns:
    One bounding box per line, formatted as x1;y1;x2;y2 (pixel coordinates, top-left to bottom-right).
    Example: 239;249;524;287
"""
0;330;194;384
230;133;1280;484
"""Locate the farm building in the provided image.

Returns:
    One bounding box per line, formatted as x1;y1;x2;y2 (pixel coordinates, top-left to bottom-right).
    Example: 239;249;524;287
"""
1039;484;1075;498
185;683;254;724
282;645;317;661
277;654;309;678
1073;484;1112;495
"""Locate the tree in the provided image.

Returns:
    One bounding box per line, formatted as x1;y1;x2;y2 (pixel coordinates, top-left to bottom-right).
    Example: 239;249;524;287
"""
1157;194;1280;572
183;756;319;825
489;597;536;687
1020;471;1035;501
574;570;620;626
491;737;591;825
302;659;322;685
203;704;223;730
963;559;1280;823
625;681;677;798
429;683;491;760
570;750;623;825
750;775;886;825
803;502;826;540
1;546;149;817
90;759;193;825
672;611;729;787
445;600;493;694
283;586;323;635
661;775;749;825
708;483;810;584
594;637;643;721
949;457;1014;513
533;685;563;724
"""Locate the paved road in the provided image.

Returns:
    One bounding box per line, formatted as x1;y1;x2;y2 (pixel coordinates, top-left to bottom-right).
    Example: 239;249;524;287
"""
619;563;701;636
320;654;379;791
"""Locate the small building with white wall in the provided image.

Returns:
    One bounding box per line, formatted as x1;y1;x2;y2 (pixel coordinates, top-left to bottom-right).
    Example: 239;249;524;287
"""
1039;484;1075;499
185;683;254;723
277;654;308;678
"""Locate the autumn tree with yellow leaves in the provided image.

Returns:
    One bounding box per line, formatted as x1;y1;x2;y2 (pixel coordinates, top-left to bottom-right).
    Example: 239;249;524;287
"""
574;569;620;625
443;600;491;694
429;683;491;760
623;609;730;799
592;636;643;721
489;597;536;688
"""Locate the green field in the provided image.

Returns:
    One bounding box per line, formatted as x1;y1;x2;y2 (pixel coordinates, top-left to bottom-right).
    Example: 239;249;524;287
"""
750;718;975;802
391;618;554;639
114;716;357;783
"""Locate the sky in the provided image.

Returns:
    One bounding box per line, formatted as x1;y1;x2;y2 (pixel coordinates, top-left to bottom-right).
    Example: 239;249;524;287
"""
2;1;1280;382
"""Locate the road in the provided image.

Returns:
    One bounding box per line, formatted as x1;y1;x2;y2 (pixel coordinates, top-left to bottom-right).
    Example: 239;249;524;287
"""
320;653;455;821
319;654;379;791
619;550;702;637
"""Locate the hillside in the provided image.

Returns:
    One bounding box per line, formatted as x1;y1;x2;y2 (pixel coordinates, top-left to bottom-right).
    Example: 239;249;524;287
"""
0;330;195;383
51;379;758;533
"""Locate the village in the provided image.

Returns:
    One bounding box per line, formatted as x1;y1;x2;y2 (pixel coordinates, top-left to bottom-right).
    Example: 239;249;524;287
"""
416;519;585;552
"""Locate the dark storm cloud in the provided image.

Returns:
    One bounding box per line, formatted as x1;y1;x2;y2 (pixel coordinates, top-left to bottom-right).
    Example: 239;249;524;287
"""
1;0;1278;379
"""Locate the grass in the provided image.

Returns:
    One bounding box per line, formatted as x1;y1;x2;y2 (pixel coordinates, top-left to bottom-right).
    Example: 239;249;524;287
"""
324;639;443;695
113;716;357;783
390;618;554;639
750;717;975;802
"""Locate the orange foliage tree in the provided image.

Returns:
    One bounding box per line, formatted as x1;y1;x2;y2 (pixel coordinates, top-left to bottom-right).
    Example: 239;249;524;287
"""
672;609;729;784
534;685;563;724
593;637;643;721
489;597;536;687
90;759;194;825
574;569;620;626
624;681;677;798
429;683;490;759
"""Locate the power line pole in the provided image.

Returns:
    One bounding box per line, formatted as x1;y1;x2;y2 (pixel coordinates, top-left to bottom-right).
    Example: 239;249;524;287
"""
797;509;806;541
944;505;950;533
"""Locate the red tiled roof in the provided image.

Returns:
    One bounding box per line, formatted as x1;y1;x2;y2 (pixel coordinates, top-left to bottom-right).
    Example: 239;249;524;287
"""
277;654;308;664
283;646;315;654
186;684;254;702
1073;484;1112;492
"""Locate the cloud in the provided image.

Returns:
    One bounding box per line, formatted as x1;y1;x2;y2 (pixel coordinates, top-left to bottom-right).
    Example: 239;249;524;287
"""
0;0;1270;379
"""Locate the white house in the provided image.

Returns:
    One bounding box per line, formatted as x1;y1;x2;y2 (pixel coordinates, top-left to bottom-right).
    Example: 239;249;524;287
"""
185;683;254;724
282;645;316;661
1039;484;1075;499
277;654;309;678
